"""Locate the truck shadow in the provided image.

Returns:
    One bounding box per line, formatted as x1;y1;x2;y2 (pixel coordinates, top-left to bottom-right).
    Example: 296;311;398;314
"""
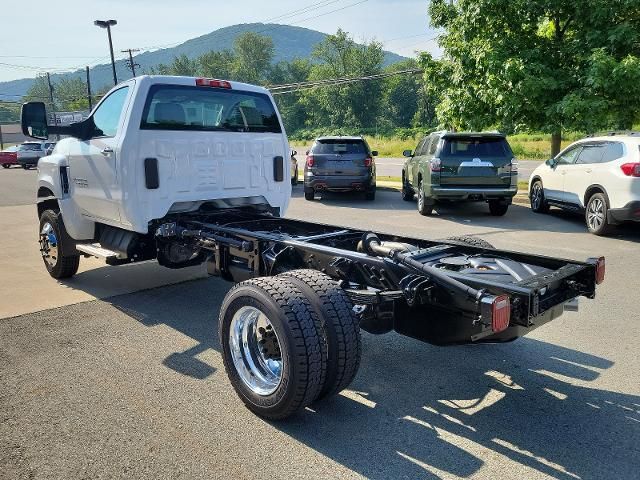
107;278;639;480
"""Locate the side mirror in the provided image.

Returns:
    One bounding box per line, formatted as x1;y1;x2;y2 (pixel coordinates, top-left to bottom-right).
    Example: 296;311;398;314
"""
21;102;49;140
545;158;557;167
402;149;413;157
371;150;378;157
291;150;297;156
305;150;309;155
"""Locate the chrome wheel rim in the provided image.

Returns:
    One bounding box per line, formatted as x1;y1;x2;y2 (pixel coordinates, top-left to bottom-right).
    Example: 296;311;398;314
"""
229;306;283;396
531;184;542;209
587;198;605;231
39;222;58;269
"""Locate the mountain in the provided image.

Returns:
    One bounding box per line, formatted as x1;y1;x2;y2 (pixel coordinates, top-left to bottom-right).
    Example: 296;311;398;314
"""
0;23;407;101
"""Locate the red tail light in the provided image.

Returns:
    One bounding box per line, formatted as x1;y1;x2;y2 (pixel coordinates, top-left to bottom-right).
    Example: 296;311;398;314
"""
595;256;605;284
195;78;232;89
306;155;314;168
364;157;373;167
430;158;441;173
492;295;511;333
620;163;640;177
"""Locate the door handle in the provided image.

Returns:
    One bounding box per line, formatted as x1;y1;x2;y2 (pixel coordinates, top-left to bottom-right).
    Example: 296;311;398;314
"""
586;169;592;173
101;147;113;156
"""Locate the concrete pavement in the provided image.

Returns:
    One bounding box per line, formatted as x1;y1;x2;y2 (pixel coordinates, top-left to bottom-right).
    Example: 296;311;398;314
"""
1;172;639;479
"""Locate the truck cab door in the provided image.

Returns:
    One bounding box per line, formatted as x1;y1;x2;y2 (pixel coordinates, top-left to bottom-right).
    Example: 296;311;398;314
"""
67;86;131;224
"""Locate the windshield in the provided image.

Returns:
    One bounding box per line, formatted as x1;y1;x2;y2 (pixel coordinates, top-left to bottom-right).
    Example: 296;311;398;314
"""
19;143;43;151
440;137;512;158
140;84;282;133
312;139;367;154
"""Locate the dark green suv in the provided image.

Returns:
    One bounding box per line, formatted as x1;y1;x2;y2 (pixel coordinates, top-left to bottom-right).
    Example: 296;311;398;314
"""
402;131;518;216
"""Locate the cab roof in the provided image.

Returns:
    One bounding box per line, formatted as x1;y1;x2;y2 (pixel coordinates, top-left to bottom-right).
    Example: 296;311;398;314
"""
116;75;271;95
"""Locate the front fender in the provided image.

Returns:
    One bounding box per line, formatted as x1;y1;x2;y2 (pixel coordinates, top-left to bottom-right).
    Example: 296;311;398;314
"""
37;154;68;199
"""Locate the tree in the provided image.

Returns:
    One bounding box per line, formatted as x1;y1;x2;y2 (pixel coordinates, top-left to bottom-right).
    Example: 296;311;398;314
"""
381;59;434;129
232;32;275;84
55;78;90;111
24;75;54;111
199;50;234;80
269;59;312;134
302;29;384;130
424;0;640;155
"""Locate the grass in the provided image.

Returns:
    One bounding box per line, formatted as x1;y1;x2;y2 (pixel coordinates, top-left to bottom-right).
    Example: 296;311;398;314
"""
292;132;585;160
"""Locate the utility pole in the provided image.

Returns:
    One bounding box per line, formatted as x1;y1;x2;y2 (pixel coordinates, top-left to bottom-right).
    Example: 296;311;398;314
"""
94;19;118;85
121;48;140;77
85;66;93;111
46;72;59;140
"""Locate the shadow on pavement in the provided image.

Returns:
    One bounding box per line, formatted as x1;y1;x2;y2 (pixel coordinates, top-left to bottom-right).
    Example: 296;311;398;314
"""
106;278;639;479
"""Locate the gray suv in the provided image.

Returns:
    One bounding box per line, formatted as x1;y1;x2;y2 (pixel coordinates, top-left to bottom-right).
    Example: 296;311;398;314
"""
304;136;377;201
402;131;518;216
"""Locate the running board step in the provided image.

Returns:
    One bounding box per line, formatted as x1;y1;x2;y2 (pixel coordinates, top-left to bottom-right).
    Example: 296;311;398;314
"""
76;243;122;259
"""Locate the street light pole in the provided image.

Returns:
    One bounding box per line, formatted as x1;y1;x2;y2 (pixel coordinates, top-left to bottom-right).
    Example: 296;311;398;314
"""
94;19;118;85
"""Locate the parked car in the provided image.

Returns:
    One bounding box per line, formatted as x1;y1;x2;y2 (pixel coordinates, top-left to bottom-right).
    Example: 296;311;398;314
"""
0;146;19;168
304;136;377;201
290;148;299;186
17;141;46;169
529;132;640;235
402;131;518;216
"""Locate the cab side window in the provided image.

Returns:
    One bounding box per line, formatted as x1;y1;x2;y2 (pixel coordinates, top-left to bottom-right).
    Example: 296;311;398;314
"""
556;146;582;165
601;142;624;163
413;138;427;157
92;86;130;138
428;136;439;155
417;136;432;156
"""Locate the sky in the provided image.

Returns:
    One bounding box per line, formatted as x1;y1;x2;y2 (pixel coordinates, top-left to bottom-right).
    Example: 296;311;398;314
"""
0;0;439;83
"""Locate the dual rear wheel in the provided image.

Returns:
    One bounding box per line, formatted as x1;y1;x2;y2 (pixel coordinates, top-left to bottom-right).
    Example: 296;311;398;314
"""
218;270;361;419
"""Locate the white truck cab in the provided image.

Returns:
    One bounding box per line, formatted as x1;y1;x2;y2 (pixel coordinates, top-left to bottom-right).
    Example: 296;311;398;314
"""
35;75;290;236
22;76;291;277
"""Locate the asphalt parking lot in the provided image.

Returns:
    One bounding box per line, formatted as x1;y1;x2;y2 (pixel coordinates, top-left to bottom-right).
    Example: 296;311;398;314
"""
1;167;639;479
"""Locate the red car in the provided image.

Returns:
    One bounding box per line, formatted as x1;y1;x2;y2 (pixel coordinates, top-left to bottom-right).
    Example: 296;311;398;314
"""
1;146;18;168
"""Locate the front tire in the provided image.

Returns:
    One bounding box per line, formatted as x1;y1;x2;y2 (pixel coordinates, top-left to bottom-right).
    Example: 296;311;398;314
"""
22;164;29;170
2;164;10;169
291;168;298;186
585;193;612;236
401;172;413;202
219;277;327;419
530;180;550;213
278;270;361;401
39;209;80;279
417;180;433;216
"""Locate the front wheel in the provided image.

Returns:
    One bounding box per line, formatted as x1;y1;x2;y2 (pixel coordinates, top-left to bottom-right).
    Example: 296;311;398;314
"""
291;168;298;186
22;164;30;170
488;200;509;216
219;277;327;420
530;181;550;213
585;193;612;236
39;209;80;279
401;172;413;202
2;164;10;169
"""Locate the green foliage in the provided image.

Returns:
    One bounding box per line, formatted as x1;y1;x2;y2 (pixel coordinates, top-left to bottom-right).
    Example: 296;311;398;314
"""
424;0;640;154
0;102;20;123
232;32;275;84
300;29;385;130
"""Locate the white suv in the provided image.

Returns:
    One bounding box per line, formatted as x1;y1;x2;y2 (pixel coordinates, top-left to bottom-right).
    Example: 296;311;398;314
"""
528;133;640;235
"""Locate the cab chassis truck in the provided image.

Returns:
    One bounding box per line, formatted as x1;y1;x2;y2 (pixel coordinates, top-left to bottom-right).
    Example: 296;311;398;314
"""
21;76;605;419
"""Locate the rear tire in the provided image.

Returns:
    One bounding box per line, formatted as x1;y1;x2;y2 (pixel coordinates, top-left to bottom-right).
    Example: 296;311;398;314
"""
22;164;29;170
39;209;80;279
417;180;433;216
585;192;612;236
219;277;327;420
2;164;10;169
530;180;550;213
488;200;509;216
278;270;361;401
365;187;376;201
304;188;315;201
